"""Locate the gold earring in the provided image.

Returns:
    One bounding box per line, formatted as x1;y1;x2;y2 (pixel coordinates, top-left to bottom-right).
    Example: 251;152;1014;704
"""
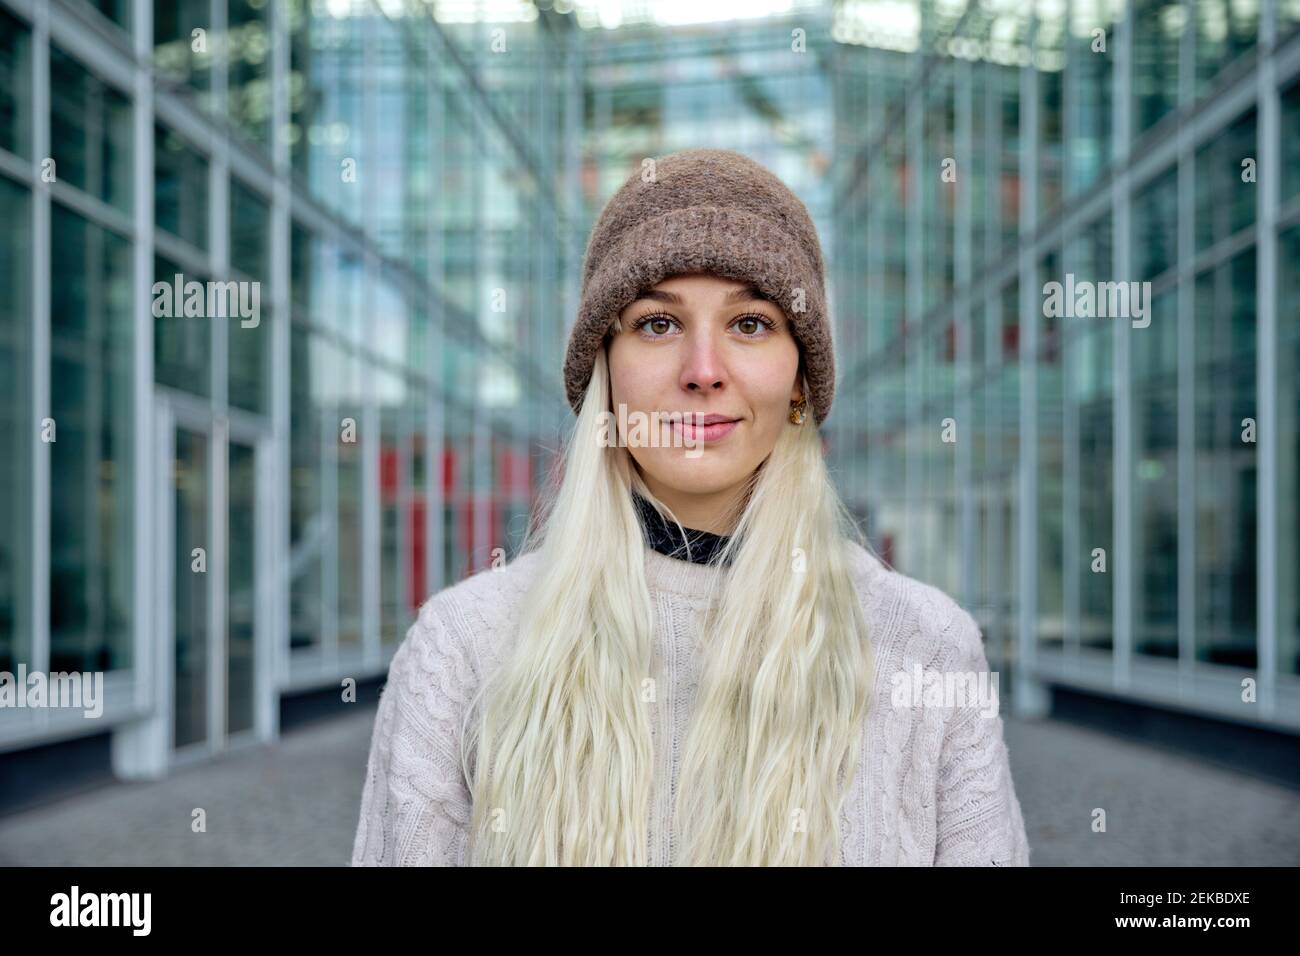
789;395;808;426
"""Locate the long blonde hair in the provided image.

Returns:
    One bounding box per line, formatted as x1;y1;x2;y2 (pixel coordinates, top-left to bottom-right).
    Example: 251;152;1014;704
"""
461;343;874;865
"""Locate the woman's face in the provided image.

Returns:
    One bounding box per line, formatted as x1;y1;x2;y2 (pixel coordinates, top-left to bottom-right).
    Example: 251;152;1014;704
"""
606;272;802;529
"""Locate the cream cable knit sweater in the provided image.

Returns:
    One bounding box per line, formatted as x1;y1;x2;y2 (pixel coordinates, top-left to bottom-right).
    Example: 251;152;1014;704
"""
350;541;1032;866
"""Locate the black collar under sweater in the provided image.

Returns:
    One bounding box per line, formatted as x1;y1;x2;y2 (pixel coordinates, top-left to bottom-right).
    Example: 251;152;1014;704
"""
632;492;733;566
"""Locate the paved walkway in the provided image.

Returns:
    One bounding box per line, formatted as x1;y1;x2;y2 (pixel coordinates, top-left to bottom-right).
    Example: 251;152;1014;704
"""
1;711;1297;865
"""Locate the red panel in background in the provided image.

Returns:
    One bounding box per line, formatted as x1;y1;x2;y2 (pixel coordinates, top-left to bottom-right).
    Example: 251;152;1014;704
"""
490;501;500;567
1003;321;1020;358
458;498;473;578
497;443;533;498
408;498;426;611
380;445;398;500
497;445;512;497
441;445;457;497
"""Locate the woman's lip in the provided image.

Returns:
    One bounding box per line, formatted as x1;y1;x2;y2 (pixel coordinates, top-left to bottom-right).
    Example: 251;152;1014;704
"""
671;418;740;442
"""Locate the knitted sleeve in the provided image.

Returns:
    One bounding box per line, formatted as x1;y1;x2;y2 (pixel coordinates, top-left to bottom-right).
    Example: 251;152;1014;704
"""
932;611;1031;866
350;605;474;866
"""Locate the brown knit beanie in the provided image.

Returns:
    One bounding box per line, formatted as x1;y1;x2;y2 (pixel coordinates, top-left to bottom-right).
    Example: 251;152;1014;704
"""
563;148;835;426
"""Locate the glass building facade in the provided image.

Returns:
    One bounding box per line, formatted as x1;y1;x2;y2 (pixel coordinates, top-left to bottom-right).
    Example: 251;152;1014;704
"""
824;0;1300;727
0;0;572;768
0;0;1297;778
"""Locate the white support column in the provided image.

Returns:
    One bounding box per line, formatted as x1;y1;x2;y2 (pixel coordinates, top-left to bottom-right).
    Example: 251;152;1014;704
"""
1256;0;1281;718
1017;10;1048;717
984;60;1005;651
1060;0;1079;662
427;31;445;597
428;387;445;594
360;18;380;668
1176;0;1197;692
112;0;166;780
209;414;229;752
1063;309;1080;657
472;67;492;574
1112;0;1135;692
904;42;923;575
29;0;51;700
266;0;290;737
956;54;976;611
361;271;380;666
208;0;229;756
322;376;339;663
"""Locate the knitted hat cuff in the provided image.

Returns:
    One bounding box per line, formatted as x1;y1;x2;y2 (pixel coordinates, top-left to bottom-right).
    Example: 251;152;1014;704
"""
563;203;835;425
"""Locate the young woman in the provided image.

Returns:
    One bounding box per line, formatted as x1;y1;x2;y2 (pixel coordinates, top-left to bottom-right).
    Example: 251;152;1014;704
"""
352;149;1031;867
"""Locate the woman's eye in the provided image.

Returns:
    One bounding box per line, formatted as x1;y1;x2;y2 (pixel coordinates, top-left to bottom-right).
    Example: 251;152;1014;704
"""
633;314;676;337
734;315;773;337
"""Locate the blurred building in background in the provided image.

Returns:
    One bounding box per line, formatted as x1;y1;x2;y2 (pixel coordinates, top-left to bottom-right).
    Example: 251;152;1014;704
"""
0;0;1297;794
0;0;574;779
822;0;1300;740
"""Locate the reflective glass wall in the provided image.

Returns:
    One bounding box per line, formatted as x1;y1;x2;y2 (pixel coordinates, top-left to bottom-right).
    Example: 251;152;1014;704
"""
0;0;574;756
828;0;1300;725
1;0;1297;764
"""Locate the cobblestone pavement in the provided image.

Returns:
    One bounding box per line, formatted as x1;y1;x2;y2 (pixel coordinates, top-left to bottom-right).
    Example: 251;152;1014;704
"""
1;711;1297;866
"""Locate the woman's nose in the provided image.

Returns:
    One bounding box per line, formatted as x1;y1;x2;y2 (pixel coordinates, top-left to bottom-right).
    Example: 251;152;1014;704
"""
679;331;725;396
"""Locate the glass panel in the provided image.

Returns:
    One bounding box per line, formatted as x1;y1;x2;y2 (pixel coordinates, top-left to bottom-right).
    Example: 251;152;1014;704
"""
924;65;954;315
155;124;209;251
228;179;270;414
0;174;30;674
408;379;428;608
86;0;131;30
288;0;364;223
1072;216;1114;651
173;427;208;750
335;245;363;342
1037;252;1064;652
1280;77;1300;205
998;66;1020;253
1194;248;1257;668
1133;169;1178;283
1077;331;1114;651
0;9;32;158
1194;0;1258;95
374;266;409;366
290;220;313;317
1066;0;1114;194
987;364;1020;654
1195;109;1256;253
1132;0;1183;137
1133;290;1179;658
1000;280;1019;361
337;347;363;649
228;0;272;149
153;252;211;397
153;0;215;103
1284;0;1300;37
289;322;323;652
227;441;256;736
1036;0;1064;216
380;368;404;644
50;203;133;673
50;46;133;213
1281;226;1300;677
